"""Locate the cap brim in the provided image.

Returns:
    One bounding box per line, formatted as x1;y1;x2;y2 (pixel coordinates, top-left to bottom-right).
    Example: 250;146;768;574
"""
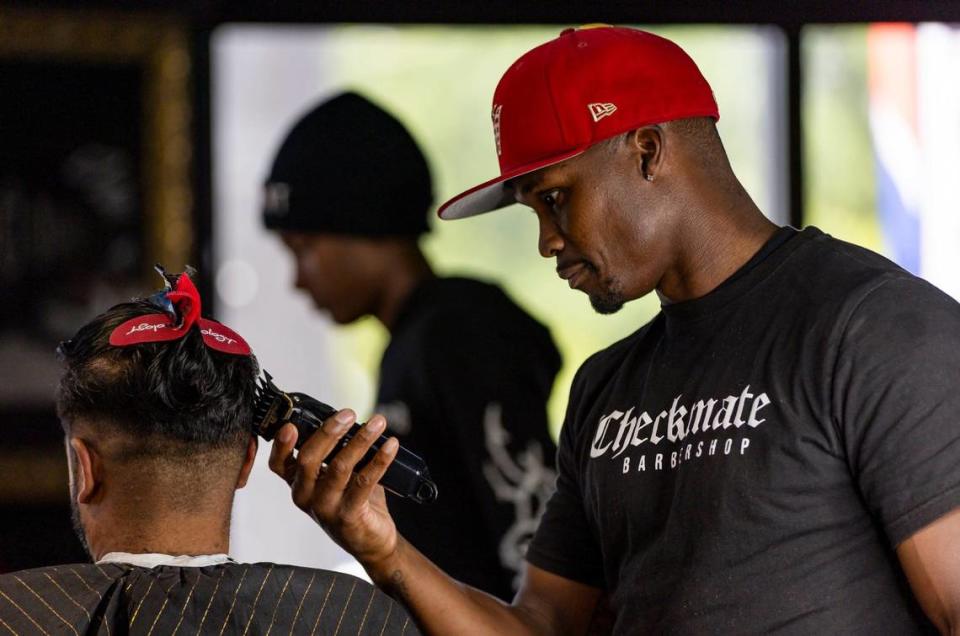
437;147;587;220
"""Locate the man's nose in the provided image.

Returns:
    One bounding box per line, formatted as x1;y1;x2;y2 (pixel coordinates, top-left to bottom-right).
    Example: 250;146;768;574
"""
537;213;564;258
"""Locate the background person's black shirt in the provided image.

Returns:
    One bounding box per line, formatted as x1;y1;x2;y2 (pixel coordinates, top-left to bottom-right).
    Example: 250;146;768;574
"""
377;277;560;600
527;226;959;633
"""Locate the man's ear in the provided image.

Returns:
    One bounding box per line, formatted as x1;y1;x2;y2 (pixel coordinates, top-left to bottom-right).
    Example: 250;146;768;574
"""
236;436;258;489
627;126;665;181
69;438;100;504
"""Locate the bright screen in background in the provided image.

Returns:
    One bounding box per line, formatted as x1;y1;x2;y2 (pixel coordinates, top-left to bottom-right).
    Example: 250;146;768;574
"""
211;24;786;573
804;23;960;300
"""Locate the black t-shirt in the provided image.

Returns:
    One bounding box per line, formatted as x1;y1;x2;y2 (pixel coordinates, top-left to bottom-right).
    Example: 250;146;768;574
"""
527;226;960;633
377;276;560;601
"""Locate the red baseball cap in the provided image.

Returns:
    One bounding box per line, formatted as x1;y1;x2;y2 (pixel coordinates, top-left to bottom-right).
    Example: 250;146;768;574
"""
438;25;719;220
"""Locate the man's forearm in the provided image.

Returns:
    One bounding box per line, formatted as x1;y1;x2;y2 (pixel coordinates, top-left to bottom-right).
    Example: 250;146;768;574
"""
268;416;589;634
366;537;547;636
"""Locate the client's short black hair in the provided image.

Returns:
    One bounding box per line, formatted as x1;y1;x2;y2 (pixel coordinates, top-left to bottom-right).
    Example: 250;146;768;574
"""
56;299;259;456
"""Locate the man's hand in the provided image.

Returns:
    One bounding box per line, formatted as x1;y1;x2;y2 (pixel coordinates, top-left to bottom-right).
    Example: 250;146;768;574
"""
268;409;401;569
269;408;601;636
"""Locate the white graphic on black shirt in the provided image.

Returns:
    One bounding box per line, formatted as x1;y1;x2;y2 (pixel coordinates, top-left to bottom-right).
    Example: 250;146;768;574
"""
591;385;771;473
482;403;556;591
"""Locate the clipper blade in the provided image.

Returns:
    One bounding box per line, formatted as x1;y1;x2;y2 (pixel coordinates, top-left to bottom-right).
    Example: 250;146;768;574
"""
250;370;438;504
252;371;292;439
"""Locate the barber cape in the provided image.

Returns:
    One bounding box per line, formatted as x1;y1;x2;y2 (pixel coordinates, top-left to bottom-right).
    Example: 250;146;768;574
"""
0;561;419;634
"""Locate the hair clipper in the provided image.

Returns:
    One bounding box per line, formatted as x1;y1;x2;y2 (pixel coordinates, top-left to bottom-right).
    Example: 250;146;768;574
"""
252;371;438;504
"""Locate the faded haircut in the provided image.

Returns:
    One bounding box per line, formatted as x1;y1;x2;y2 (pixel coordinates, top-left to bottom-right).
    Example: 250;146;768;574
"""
662;116;729;168
600;117;728;168
56;299;259;461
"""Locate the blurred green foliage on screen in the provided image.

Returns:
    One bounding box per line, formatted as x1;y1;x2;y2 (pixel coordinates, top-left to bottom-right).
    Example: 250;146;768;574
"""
803;25;881;254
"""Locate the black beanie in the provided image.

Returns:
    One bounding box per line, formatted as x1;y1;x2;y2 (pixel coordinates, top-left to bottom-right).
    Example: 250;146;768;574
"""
262;91;433;236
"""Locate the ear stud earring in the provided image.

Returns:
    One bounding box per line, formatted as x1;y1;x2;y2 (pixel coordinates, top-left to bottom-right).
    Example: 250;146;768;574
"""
645;173;654;182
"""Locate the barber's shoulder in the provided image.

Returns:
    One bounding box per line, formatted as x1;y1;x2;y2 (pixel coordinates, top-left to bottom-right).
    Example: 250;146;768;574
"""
799;229;914;291
776;229;948;323
841;271;960;341
813;234;958;318
796;236;960;361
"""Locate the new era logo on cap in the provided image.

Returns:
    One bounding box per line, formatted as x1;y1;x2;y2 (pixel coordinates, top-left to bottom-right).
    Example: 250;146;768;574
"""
588;102;617;122
437;25;720;220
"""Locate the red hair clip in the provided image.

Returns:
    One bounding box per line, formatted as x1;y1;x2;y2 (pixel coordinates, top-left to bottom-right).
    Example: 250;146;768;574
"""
109;267;251;356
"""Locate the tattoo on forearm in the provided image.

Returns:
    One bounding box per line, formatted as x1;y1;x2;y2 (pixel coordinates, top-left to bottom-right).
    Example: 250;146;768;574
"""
390;569;410;601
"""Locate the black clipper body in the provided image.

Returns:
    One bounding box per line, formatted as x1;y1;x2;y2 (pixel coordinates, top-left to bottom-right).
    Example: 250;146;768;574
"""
253;372;438;504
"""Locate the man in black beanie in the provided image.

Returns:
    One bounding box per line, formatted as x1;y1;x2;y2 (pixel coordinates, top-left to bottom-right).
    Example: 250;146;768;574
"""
262;91;561;601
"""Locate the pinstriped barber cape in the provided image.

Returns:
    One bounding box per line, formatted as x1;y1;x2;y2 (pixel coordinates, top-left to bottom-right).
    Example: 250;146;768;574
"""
0;562;420;635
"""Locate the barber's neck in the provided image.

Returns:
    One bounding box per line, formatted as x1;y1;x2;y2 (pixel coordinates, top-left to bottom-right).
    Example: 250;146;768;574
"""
657;175;778;303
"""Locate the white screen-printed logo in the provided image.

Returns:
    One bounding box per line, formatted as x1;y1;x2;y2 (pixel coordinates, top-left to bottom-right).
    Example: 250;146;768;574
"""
481;403;556;591
590;386;773;475
263;182;291;217
588;102;617;123
492;104;503;156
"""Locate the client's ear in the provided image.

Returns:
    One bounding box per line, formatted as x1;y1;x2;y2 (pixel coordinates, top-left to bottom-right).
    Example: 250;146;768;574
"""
69;438;100;504
236;436;258;489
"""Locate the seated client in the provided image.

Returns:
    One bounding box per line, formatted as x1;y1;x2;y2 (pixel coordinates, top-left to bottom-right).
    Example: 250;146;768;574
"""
0;269;419;635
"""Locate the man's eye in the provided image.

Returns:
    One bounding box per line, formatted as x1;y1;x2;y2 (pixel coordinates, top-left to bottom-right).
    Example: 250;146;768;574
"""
541;190;561;208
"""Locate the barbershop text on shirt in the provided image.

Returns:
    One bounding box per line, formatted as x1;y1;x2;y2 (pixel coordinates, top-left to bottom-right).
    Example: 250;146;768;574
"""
590;385;771;473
